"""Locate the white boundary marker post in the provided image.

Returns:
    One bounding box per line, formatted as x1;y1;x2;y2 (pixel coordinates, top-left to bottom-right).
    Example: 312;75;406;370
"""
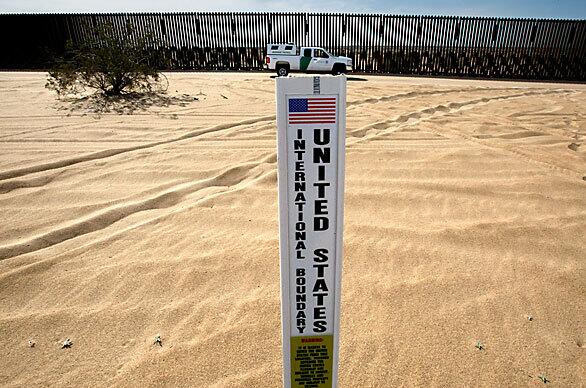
276;75;346;388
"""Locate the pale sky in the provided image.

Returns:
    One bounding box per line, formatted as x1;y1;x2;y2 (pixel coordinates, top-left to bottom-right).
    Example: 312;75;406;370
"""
1;0;584;19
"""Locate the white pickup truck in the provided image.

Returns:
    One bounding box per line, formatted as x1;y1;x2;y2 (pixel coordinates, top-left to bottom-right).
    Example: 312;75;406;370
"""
264;43;353;76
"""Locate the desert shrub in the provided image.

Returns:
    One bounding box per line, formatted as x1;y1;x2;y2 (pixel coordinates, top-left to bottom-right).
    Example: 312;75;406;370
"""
46;22;166;97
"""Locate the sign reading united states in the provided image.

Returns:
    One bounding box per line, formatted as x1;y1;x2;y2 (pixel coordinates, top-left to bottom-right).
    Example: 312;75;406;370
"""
277;77;346;388
288;97;337;124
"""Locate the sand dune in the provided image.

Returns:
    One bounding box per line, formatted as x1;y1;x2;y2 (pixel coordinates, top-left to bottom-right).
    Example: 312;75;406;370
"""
0;72;584;387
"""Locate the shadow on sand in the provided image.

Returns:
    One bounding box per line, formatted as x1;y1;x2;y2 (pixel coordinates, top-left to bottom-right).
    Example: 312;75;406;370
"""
269;75;367;81
56;92;196;117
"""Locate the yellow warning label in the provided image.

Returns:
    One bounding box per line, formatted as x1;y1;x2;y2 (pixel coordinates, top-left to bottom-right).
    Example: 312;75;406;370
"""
290;335;333;388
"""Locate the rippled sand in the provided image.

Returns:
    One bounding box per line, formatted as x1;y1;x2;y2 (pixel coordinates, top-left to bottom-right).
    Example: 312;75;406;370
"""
0;72;584;386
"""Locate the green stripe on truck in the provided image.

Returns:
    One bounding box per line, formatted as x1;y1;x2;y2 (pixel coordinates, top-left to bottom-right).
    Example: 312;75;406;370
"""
300;57;311;71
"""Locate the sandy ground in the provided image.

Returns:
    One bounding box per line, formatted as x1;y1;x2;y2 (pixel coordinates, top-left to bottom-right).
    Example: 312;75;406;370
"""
0;72;584;387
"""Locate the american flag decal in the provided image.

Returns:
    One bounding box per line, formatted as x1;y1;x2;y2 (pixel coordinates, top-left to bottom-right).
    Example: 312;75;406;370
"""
288;97;336;124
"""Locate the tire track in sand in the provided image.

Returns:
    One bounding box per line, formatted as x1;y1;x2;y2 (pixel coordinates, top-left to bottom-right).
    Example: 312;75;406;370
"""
346;86;533;107
348;88;470;107
0;170;67;194
0;86;528;183
1;88;574;257
350;88;583;179
0;89;465;187
347;89;570;144
0;115;276;182
0;154;276;261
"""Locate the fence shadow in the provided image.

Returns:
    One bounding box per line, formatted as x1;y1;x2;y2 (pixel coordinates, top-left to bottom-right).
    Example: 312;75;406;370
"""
268;75;367;81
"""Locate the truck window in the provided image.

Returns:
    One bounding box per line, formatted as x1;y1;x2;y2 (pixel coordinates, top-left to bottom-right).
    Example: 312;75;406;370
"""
285;45;293;51
314;49;329;59
271;45;279;50
303;48;312;57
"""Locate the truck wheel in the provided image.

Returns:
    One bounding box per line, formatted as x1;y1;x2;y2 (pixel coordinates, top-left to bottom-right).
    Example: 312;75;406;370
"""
332;64;346;75
276;65;289;77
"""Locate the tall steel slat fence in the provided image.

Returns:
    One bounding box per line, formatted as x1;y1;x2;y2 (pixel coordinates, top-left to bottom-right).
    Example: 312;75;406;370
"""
0;12;584;81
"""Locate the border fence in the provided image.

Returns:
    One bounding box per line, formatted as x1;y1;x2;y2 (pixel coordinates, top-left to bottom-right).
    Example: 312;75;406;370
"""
0;13;585;81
